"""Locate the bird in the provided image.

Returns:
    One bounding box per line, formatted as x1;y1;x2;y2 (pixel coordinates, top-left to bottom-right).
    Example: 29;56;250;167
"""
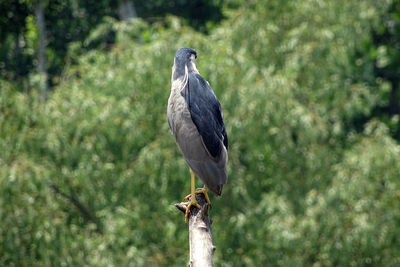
167;47;228;223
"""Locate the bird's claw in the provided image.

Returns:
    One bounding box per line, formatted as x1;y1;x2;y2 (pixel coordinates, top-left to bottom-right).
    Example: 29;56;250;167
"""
184;200;200;223
183;187;212;208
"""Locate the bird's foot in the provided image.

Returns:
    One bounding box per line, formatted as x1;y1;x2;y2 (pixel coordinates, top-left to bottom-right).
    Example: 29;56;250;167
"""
184;187;212;207
183;198;200;223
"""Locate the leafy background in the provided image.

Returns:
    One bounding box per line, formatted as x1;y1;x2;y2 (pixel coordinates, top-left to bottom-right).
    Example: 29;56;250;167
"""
1;0;400;266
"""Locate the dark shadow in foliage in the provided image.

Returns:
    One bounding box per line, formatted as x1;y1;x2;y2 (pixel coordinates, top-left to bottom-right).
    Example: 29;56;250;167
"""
134;0;224;33
349;1;400;141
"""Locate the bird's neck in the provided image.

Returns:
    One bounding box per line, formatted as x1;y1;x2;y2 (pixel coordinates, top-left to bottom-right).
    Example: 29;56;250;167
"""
172;59;199;81
172;63;186;81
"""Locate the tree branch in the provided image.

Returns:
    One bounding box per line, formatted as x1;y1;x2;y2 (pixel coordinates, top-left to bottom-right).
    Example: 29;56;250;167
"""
51;183;103;234
175;193;216;266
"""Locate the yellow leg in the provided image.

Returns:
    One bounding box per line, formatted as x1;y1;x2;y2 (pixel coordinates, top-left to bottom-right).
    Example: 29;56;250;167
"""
184;169;200;223
200;186;212;207
184;186;212;206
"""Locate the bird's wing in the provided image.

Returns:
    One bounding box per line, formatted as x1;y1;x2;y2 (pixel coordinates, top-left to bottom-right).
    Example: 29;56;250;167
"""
181;73;228;159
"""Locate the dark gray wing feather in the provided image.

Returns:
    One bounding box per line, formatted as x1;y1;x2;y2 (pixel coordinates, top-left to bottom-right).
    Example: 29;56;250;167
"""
181;73;228;158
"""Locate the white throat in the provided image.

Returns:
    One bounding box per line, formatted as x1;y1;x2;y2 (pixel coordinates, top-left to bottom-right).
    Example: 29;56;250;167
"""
188;54;199;74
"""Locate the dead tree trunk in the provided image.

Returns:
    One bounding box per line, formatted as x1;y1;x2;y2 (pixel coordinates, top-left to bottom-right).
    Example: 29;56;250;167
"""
117;0;137;21
34;0;48;101
176;194;216;267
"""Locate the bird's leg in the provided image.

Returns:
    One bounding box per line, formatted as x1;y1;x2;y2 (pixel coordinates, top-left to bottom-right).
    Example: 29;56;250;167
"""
184;172;212;208
183;169;200;223
198;186;212;208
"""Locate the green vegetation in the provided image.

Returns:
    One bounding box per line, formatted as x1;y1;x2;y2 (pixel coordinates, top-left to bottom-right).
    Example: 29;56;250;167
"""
1;0;399;265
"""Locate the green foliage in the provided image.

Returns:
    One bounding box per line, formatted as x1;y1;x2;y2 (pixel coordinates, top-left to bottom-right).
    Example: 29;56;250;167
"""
1;0;400;265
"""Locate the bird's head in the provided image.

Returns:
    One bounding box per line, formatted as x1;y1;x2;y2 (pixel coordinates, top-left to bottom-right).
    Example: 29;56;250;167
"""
172;47;198;80
175;47;197;63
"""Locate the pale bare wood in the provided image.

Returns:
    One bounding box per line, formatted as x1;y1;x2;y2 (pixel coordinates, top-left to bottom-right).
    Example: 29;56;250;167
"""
34;0;48;101
175;193;216;267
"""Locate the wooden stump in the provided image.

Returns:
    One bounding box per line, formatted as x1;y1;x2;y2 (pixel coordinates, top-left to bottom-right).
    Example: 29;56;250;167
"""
175;193;216;267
